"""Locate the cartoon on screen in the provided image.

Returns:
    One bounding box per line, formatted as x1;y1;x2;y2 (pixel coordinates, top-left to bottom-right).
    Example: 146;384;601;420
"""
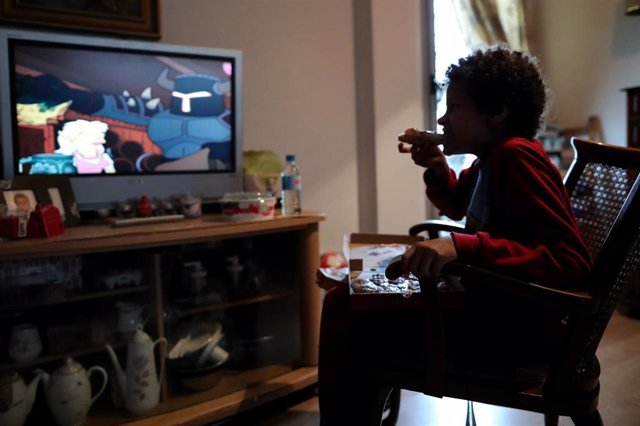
12;44;233;176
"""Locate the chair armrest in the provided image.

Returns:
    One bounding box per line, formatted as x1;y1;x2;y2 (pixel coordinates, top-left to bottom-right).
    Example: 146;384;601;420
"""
409;220;465;239
442;262;598;314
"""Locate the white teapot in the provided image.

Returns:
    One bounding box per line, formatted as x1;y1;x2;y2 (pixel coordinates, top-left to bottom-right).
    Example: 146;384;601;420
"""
38;357;108;426
105;326;167;416
0;371;44;426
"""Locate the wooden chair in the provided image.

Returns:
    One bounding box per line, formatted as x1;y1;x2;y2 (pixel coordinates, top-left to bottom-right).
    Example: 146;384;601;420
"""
363;138;640;425
544;115;604;176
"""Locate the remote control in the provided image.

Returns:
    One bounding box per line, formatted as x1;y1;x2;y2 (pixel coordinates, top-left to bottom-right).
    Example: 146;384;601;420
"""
112;214;186;227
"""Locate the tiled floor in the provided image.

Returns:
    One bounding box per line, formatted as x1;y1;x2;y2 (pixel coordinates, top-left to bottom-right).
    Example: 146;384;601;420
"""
222;310;640;425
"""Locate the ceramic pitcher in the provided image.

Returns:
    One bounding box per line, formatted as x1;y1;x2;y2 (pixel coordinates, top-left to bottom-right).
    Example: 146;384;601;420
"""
0;371;44;426
105;326;167;416
38;357;108;426
115;301;150;337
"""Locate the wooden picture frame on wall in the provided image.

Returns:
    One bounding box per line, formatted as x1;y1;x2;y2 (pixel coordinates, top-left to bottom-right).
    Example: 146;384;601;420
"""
0;0;160;39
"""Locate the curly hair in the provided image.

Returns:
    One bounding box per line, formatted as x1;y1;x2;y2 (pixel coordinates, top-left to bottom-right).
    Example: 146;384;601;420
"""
445;45;549;140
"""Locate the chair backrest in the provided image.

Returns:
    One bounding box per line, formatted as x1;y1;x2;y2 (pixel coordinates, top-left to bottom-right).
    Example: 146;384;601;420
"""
549;138;640;390
564;138;640;261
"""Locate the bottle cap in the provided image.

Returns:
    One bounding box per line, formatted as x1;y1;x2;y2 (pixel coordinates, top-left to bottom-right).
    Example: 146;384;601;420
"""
285;154;296;162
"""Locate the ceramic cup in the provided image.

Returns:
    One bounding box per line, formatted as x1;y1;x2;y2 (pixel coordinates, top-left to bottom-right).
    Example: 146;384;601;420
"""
8;323;43;362
180;194;202;218
115;302;150;337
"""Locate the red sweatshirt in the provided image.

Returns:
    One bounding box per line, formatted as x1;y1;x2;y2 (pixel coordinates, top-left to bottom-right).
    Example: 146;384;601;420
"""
425;137;591;289
425;138;592;357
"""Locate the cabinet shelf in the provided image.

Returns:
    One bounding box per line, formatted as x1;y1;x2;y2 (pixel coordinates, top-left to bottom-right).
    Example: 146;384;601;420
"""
0;340;126;372
87;366;317;426
172;288;295;316
0;285;151;312
0;213;324;425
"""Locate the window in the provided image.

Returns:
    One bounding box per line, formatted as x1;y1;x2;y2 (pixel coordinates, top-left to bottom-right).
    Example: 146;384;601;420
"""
433;0;475;175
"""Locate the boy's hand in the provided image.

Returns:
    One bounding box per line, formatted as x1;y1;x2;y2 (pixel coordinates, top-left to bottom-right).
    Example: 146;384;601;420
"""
401;237;458;278
397;128;449;179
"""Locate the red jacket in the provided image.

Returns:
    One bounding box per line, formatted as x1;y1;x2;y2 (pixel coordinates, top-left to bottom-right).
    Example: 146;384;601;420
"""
425;138;592;355
425;137;591;288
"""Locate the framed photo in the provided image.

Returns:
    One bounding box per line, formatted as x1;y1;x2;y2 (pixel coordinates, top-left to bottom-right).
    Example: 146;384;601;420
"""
0;0;160;39
13;175;82;226
0;181;32;237
1;188;37;214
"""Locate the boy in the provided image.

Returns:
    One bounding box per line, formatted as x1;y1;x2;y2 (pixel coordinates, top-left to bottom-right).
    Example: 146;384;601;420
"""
318;46;591;425
13;192;32;213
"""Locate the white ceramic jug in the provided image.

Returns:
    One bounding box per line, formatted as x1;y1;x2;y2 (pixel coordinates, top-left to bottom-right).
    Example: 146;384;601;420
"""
7;323;42;362
105;326;167;416
38;357;108;426
115;301;150;337
0;371;44;426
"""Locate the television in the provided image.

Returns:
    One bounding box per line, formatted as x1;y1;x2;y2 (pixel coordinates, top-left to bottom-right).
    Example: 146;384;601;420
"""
0;28;243;210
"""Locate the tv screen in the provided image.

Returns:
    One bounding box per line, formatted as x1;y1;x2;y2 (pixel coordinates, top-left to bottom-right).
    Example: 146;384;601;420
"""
0;28;243;210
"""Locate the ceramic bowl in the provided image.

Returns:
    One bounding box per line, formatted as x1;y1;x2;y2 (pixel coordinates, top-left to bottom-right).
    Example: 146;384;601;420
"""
167;322;223;369
171;357;226;392
167;322;229;391
229;334;277;368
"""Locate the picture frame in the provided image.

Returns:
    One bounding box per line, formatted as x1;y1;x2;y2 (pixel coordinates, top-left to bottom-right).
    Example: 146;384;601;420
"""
0;180;32;237
0;185;37;216
12;175;82;227
0;0;160;39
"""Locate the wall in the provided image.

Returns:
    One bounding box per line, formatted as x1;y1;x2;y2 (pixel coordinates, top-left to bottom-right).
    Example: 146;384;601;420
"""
162;0;359;253
371;0;430;235
161;0;430;252
531;0;640;146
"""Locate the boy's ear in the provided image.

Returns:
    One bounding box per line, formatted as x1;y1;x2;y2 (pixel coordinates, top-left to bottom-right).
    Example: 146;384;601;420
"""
487;105;509;127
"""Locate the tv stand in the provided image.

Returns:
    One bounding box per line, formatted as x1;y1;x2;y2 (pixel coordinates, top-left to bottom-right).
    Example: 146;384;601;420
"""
0;212;324;425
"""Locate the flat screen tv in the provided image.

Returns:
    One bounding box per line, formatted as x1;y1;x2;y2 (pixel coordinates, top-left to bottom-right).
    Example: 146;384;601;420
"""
0;28;243;210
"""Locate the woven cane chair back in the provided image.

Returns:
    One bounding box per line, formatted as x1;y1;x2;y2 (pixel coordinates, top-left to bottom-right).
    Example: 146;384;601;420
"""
554;138;640;387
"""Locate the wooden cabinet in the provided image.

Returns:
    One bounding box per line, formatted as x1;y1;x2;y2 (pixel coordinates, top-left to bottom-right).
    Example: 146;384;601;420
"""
621;87;640;317
0;213;324;425
624;86;640;148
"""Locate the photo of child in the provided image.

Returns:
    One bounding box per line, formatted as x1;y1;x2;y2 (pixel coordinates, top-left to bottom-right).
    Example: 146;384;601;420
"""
2;190;37;215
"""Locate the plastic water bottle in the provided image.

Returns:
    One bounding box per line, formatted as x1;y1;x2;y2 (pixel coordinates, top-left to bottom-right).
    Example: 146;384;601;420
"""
281;154;302;215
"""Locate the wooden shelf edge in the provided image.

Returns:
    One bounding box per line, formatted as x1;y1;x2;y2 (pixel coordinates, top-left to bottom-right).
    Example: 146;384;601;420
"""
173;288;294;315
0;213;326;260
124;367;318;426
